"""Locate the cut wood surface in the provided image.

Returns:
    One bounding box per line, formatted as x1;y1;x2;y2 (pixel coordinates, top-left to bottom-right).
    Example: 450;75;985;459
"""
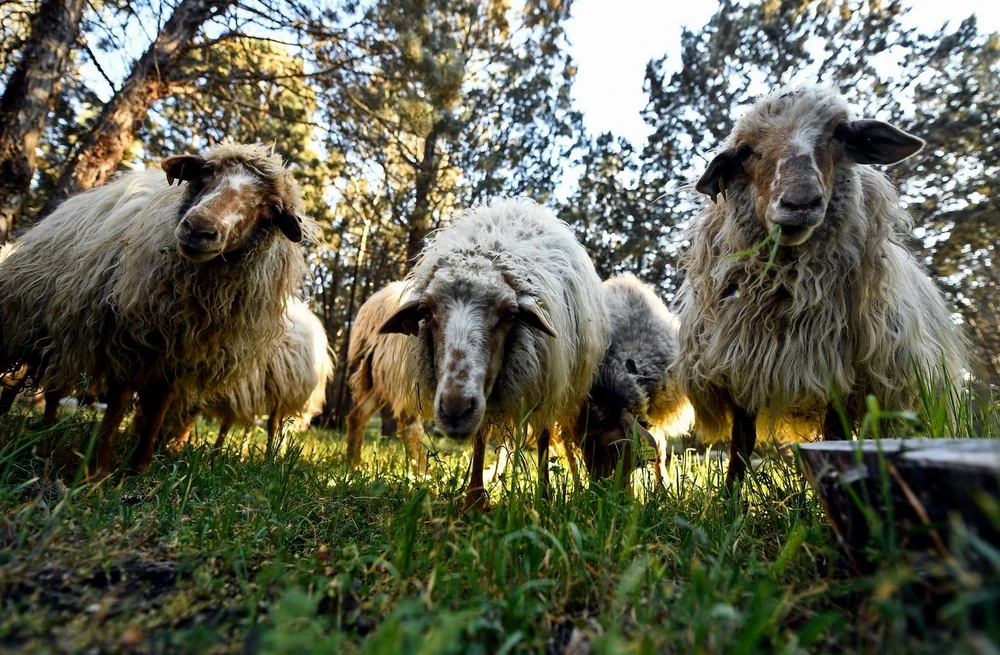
797;438;1000;571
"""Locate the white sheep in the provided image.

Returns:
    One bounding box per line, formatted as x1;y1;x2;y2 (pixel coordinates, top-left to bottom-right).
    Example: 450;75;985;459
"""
198;296;334;449
575;274;693;482
381;198;610;506
346;280;427;473
0;143;312;473
674;86;970;488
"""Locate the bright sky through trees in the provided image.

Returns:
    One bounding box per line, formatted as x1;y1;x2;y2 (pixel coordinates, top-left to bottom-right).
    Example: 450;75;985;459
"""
566;0;1000;145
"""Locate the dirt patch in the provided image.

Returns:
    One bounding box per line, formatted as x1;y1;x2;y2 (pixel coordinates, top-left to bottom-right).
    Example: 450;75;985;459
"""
1;556;181;616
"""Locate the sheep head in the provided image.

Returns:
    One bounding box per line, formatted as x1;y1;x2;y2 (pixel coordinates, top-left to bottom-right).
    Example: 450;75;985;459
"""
695;87;924;246
380;268;558;441
575;358;655;480
161;147;305;263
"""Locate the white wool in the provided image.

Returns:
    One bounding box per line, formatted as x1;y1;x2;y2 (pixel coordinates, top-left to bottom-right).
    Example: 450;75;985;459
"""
408;198;610;434
203;297;334;430
674;86;970;442
0;143;311;415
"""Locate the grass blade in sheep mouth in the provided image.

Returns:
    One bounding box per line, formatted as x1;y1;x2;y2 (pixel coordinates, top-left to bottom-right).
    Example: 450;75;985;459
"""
720;225;782;291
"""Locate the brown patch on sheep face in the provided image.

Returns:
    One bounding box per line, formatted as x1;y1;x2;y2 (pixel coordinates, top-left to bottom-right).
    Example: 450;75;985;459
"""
734;118;843;247
695;89;924;247
162;153;303;263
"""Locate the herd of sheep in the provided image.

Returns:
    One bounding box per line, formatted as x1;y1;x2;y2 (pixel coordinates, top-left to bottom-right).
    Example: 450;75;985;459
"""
0;86;970;505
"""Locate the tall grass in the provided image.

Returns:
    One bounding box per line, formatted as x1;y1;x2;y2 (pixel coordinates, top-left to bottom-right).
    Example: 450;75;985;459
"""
0;387;998;653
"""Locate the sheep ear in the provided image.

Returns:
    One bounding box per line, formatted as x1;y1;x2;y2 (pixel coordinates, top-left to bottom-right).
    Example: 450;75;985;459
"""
274;209;304;243
837;120;924;165
695;147;742;203
517;296;558;338
161;154;211;185
379;297;426;336
621;410;656;449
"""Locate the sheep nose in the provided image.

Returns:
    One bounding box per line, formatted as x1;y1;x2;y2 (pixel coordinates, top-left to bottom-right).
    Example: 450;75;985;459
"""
440;393;477;422
180;219;220;244
437;392;479;436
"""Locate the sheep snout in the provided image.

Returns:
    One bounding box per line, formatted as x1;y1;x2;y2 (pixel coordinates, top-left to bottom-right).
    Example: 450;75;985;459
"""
435;389;483;440
768;157;828;244
175;215;226;261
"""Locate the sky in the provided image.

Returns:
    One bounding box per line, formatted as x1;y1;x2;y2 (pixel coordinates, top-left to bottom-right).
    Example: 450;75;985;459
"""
565;0;1000;147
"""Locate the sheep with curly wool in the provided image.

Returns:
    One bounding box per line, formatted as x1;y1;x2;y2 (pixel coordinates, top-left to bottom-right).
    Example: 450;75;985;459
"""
346;281;427;473
196;296;334;449
0;143;312;473
381;198;610;506
575;274;693;482
673;86;970;488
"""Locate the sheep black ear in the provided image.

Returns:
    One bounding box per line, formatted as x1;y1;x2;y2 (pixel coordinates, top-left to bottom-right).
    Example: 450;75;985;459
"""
517;296;558;338
379;297;426;337
695;147;743;203
274;209;304;243
837;120;925;165
621;410;656;449
161;154;212;185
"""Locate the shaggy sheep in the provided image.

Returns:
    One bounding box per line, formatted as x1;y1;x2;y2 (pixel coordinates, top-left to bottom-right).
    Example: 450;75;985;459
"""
381;198;609;506
197;296;334;450
346;281;427;473
674;86;970;488
0;143;312;473
575;274;693;482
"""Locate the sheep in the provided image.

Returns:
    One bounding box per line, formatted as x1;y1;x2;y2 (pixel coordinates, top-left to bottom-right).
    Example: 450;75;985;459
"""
0;143;312;474
346;280;427;473
380;198;609;507
0;366;62;426
192;296;334;450
574;274;693;482
673;86;970;488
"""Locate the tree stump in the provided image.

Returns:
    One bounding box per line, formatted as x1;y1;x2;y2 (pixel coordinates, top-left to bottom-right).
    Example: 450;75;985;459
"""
796;439;1000;572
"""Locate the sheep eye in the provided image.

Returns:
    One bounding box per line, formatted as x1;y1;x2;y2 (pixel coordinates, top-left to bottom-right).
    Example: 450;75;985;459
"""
500;306;518;322
736;144;756;162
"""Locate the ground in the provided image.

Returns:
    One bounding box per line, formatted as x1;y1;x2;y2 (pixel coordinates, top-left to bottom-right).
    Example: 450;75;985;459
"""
1;402;999;654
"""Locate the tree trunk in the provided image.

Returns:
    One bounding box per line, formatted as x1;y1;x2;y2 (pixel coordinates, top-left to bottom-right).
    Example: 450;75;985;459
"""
0;0;87;241
45;0;233;211
404;121;443;269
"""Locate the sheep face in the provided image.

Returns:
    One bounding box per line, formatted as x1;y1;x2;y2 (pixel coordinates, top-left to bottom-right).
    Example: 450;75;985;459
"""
695;89;924;246
575;401;654;480
381;270;557;441
161;154;303;263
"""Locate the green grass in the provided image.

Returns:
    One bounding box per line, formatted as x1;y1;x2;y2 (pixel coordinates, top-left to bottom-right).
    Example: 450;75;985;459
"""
1;393;999;654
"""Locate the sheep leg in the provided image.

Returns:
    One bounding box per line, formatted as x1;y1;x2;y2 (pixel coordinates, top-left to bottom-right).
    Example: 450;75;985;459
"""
463;432;488;510
725;406;757;490
536;426;552;500
652;432;670;486
346;392;380;470
399;411;427;474
266;412;281;452
822;404;851;441
42;388;62;427
128;382;177;473
173;413;198;449
93;381;134;475
0;374;27;416
554;425;581;486
214;421;231;449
